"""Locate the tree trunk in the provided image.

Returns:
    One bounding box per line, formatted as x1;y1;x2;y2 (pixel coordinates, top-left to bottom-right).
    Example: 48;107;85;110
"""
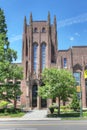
14;99;17;109
58;97;60;116
63;101;65;106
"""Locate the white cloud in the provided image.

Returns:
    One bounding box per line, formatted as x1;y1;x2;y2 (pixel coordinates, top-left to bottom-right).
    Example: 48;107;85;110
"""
58;13;87;28
74;32;80;37
9;34;22;42
69;37;74;41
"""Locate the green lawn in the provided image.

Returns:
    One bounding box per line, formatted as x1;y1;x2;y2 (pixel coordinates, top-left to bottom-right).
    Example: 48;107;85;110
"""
47;108;87;120
0;108;25;118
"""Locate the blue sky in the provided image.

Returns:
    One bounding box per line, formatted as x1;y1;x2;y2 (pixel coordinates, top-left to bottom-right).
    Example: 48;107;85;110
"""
0;0;87;62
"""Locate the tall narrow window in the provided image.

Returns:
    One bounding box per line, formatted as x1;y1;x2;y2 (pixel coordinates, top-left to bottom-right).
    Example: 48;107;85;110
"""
63;58;67;68
26;61;28;79
26;38;28;56
41;43;46;70
33;43;38;72
32;84;38;107
73;72;81;86
73;72;81;99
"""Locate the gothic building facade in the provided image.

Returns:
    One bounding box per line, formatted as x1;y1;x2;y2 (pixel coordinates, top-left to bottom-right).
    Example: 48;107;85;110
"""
20;13;87;109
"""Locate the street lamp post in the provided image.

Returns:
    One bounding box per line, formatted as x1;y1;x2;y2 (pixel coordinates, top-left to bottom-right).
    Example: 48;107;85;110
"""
77;85;82;117
80;88;82;117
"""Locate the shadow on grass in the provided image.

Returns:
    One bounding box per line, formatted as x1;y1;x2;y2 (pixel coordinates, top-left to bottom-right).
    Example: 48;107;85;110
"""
0;108;25;117
47;112;80;118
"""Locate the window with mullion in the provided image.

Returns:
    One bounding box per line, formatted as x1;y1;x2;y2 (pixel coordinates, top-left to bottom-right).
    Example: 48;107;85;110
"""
73;72;81;86
33;43;38;72
41;43;46;70
63;58;67;68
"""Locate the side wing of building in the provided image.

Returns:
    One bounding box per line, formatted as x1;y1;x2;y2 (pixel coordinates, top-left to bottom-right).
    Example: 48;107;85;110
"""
57;46;87;108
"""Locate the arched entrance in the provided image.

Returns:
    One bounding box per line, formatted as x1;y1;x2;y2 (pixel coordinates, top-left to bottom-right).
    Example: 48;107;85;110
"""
32;83;47;109
41;98;47;108
32;84;37;107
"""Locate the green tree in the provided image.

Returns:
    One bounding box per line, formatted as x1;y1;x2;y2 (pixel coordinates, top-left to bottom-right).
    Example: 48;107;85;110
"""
0;8;23;108
0;64;23;109
0;8;17;81
70;92;80;111
38;68;76;115
0;82;22;109
9;64;23;109
0;8;17;61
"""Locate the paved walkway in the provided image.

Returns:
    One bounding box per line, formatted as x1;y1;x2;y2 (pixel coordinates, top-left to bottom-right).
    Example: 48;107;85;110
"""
22;109;47;120
0;109;61;121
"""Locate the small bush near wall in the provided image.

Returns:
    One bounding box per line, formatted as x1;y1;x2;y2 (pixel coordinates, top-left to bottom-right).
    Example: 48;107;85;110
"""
0;101;8;109
49;103;58;114
83;112;87;117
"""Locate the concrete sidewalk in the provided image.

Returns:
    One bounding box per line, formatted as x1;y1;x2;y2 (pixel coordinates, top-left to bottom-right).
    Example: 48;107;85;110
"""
22;110;47;119
0;109;61;121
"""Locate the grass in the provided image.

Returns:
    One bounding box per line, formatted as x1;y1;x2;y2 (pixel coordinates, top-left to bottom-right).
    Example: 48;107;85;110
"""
0;108;25;118
61;117;87;120
47;108;87;120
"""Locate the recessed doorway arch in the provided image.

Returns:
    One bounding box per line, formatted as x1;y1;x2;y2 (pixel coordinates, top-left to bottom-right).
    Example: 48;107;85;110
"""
32;84;38;107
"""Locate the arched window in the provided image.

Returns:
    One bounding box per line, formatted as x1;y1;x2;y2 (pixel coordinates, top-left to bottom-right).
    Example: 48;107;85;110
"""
34;27;38;33
42;27;46;33
41;43;46;70
33;43;38;72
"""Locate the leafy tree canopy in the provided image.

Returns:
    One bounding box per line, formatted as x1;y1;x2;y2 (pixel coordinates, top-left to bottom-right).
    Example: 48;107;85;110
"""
38;68;76;114
0;8;23;108
38;68;76;99
0;8;17;71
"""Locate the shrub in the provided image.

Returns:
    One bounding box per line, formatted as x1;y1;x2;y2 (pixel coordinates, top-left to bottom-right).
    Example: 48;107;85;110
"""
4;109;8;115
0;101;8;109
54;109;58;113
83;112;87;117
70;93;80;111
49;105;54;114
60;106;67;110
49;103;58;114
60;105;71;113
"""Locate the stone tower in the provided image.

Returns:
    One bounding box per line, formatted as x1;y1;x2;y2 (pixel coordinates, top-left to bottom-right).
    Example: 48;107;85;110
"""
21;12;57;109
